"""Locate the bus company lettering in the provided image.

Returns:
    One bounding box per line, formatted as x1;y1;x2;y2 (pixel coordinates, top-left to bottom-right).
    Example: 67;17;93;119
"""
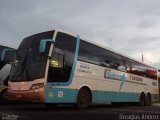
104;69;125;81
104;69;125;91
130;75;143;82
79;63;90;70
77;63;92;74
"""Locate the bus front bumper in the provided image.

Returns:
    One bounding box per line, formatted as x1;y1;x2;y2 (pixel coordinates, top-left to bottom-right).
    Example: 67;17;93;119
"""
8;88;45;103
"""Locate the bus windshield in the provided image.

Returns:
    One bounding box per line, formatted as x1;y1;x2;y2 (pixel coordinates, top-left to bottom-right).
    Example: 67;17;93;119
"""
9;31;54;82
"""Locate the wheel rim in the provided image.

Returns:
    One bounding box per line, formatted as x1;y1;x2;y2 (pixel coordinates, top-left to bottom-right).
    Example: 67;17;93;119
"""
140;94;145;106
77;89;91;108
146;95;151;106
79;92;89;104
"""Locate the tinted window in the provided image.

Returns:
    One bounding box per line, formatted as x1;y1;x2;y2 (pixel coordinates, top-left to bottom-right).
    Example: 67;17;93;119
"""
78;40;125;71
9;31;54;82
18;31;54;50
123;57;157;80
48;32;77;82
78;40;157;80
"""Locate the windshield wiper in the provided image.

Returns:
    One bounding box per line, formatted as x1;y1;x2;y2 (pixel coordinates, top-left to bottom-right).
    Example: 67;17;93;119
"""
11;50;29;81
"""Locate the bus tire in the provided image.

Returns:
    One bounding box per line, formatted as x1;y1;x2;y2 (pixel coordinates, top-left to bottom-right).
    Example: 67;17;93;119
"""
139;92;145;106
76;88;91;109
145;93;151;106
0;89;9;103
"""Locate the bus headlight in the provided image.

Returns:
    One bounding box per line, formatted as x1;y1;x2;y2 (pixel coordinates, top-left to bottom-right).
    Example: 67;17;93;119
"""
30;83;44;90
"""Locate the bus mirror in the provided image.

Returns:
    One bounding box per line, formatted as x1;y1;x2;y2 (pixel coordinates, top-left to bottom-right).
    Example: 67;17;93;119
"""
39;39;54;54
0;48;17;63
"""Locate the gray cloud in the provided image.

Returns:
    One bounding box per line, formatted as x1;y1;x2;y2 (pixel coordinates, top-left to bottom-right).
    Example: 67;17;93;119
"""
0;0;160;68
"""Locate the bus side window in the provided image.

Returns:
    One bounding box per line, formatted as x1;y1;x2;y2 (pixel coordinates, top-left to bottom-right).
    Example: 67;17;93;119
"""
125;60;132;73
146;69;157;80
118;65;126;72
47;47;66;82
109;61;119;70
50;53;64;68
101;60;118;69
101;60;110;68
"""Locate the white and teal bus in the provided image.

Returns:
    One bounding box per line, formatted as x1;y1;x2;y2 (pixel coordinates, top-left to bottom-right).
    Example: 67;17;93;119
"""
5;30;159;108
0;45;15;102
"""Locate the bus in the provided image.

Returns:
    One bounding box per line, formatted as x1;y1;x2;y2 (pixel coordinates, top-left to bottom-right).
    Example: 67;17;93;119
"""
0;45;15;102
5;30;159;108
158;70;160;101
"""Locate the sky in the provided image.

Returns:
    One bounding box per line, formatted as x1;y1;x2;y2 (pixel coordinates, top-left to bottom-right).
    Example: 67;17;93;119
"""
0;0;160;68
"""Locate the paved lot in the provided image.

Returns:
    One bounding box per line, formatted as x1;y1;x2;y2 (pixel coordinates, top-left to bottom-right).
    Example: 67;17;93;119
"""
0;103;160;120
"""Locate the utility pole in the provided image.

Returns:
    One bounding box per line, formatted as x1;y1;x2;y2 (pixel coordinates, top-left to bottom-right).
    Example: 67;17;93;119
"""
142;54;144;63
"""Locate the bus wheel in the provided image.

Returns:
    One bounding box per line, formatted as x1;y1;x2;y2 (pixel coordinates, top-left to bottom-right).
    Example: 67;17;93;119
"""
139;93;145;106
0;89;9;103
145;93;151;106
76;88;91;109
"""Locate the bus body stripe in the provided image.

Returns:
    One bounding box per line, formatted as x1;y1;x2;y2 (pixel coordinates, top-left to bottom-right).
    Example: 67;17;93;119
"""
45;87;159;103
67;35;80;85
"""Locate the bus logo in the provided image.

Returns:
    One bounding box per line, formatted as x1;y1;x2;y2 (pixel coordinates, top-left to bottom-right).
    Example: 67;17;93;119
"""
104;69;126;91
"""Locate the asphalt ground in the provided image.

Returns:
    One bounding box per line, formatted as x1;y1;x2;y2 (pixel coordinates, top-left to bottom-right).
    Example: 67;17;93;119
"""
0;103;160;120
